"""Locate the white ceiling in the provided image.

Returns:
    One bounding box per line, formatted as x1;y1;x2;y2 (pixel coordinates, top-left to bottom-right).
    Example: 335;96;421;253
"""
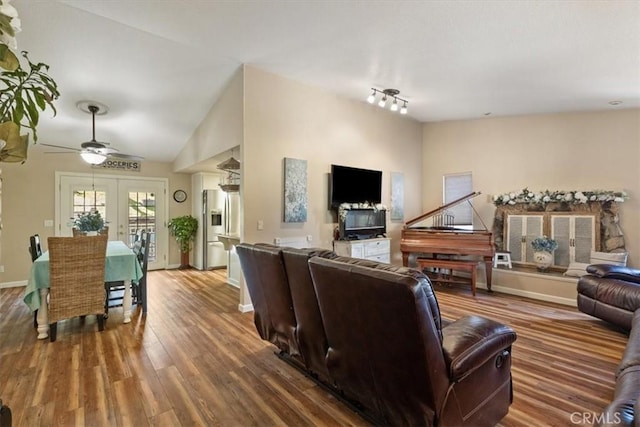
14;0;640;163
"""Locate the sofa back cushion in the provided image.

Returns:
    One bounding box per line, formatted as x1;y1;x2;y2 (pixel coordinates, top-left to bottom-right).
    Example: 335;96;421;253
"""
308;256;449;425
236;243;299;356
281;247;337;383
325;255;444;338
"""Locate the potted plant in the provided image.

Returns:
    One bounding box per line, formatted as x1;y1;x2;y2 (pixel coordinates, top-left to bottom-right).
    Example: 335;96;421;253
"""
73;210;105;235
531;236;558;271
1;2;60;163
168;215;198;269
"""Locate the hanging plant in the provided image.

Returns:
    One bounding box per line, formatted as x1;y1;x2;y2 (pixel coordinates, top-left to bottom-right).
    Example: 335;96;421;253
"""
1;0;60;163
0;51;60;143
0;0;20;71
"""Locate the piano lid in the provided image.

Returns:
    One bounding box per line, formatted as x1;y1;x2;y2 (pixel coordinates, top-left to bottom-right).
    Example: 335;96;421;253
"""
404;191;483;229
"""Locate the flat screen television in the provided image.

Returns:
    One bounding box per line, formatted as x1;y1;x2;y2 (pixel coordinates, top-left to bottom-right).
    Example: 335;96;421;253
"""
330;164;382;208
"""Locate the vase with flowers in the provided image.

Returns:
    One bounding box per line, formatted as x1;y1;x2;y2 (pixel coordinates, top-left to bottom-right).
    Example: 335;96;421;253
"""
531;236;558;271
72;210;106;236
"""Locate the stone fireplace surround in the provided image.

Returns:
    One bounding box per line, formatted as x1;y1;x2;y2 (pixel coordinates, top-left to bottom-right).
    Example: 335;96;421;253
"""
492;201;626;258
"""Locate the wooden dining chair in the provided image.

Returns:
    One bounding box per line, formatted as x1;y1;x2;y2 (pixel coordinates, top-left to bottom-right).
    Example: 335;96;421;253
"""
47;235;108;342
137;231;151;313
105;230;148;316
29;234;43;262
28;234;43;327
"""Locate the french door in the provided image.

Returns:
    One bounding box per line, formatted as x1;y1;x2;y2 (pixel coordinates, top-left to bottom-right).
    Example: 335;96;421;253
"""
56;172;168;270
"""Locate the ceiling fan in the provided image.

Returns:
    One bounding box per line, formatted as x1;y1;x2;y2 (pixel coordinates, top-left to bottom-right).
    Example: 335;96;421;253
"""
42;101;144;165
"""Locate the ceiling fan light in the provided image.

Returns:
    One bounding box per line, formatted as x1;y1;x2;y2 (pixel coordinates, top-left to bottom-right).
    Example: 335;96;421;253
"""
81;151;107;165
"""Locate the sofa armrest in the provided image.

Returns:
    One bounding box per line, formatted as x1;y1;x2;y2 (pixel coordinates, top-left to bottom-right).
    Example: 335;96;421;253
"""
587;264;640;284
441;315;517;382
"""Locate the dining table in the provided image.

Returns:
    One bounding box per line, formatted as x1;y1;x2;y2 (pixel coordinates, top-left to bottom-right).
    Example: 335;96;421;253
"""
24;240;143;339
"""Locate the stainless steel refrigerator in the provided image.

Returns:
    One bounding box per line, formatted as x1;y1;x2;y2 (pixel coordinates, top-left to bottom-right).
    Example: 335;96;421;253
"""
202;189;228;269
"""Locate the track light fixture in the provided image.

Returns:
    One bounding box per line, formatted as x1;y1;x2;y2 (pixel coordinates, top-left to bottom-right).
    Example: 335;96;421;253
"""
366;88;408;115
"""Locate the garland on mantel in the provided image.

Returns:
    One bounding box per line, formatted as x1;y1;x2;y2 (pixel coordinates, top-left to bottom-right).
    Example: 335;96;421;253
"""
492;188;628;206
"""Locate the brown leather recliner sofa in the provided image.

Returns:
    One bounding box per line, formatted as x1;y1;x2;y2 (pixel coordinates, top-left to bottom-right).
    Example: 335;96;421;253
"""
237;242;518;426
577;264;640;427
578;264;640;331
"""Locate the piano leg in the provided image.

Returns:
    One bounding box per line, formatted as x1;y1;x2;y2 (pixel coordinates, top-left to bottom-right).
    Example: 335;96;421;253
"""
402;252;409;267
484;256;493;292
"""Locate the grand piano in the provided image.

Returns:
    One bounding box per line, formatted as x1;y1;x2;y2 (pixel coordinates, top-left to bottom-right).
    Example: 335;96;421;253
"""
401;191;496;291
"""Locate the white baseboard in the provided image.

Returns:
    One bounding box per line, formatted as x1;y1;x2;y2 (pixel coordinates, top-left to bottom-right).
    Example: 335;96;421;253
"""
238;303;254;313
0;280;27;289
165;263;181;270
476;282;577;307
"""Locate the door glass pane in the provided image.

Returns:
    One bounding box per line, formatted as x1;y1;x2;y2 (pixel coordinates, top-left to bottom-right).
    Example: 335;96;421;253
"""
73;190;107;220
128;191;156;262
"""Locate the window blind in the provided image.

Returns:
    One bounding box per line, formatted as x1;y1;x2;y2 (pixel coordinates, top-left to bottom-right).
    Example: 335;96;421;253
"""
443;173;473;226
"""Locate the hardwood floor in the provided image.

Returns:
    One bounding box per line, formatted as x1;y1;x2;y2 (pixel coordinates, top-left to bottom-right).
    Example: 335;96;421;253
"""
0;269;628;426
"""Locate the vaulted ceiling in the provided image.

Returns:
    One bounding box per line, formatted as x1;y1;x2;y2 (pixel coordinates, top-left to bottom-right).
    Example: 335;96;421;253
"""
13;0;640;162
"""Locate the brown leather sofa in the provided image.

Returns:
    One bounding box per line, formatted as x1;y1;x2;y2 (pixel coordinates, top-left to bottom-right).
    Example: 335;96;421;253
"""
235;243;301;362
578;264;640;331
237;242;517;426
577;265;640;426
280;247;337;385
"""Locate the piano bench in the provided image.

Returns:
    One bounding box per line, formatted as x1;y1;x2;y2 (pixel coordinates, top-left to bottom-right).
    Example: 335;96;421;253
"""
416;258;478;296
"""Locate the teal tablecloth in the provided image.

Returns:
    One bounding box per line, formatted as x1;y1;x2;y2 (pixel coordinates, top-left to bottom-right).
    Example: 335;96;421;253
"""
24;240;143;312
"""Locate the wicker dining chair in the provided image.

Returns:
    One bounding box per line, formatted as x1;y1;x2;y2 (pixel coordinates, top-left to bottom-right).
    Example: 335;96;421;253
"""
47;235;108;342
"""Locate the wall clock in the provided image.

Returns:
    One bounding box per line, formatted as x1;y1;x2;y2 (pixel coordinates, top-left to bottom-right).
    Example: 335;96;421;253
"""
173;190;187;203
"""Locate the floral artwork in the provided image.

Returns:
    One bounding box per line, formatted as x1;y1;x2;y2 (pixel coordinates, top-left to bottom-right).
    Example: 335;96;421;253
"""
390;172;404;221
493;188;628;206
283;158;307;223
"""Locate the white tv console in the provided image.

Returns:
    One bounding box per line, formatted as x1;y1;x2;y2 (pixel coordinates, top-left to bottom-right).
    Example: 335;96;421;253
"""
333;237;391;264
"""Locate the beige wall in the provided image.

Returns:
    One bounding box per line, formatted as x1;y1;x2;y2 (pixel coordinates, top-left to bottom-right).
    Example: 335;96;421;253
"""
422;109;640;267
173;67;244;172
242;66;424;261
0;148;191;284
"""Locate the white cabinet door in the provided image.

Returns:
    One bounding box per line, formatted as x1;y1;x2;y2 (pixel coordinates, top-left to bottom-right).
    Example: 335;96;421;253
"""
551;215;595;266
506;214;543;265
